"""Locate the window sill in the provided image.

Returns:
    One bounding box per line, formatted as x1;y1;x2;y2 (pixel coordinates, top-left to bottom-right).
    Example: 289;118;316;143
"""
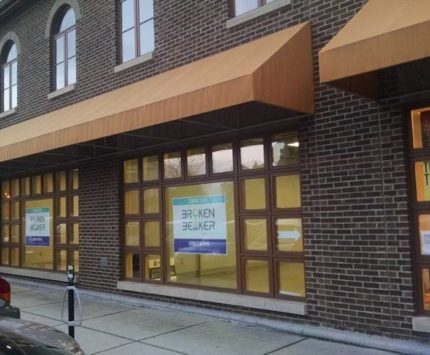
117;281;307;315
47;84;75;100
0;266;66;283
226;0;291;29
0;107;16;119
114;52;154;73
412;316;430;333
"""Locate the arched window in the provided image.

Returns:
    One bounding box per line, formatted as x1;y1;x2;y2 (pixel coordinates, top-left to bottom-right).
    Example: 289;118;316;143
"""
1;42;17;112
120;0;154;63
53;6;76;90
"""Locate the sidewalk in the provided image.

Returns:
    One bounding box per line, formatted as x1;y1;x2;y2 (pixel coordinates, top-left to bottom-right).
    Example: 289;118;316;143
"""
6;277;405;355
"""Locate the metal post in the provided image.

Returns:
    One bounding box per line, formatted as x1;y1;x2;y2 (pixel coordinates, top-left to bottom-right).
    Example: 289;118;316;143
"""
67;265;75;338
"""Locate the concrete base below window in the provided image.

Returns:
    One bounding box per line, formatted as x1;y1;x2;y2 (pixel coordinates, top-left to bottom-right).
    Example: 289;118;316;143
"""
412;316;430;333
0;266;66;282
117;281;307;315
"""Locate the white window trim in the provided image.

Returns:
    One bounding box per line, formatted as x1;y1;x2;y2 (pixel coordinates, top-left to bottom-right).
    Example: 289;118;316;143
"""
47;83;75;99
114;51;153;73
117;281;307;315
0;107;16;119
226;0;291;29
0;266;67;282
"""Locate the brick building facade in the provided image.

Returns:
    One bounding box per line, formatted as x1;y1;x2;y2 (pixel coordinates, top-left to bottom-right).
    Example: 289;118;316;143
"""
1;0;430;343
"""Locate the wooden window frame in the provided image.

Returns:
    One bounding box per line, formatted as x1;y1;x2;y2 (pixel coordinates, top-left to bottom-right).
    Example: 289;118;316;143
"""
52;7;76;91
409;107;430;316
1;41;17;113
122;130;305;301
0;170;79;272
231;0;274;17
118;0;154;64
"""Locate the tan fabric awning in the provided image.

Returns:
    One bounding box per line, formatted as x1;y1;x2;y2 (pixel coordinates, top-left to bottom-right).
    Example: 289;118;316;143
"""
0;22;313;163
319;0;430;97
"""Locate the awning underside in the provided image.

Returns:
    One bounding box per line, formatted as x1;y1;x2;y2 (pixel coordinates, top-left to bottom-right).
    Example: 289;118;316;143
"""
0;22;313;175
0;102;305;178
319;0;430;98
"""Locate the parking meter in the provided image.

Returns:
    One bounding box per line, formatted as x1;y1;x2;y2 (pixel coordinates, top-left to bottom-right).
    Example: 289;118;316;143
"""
67;265;75;286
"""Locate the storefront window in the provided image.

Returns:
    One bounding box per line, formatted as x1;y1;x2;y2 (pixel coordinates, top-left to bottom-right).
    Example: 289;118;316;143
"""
410;108;430;314
122;132;305;300
0;169;80;271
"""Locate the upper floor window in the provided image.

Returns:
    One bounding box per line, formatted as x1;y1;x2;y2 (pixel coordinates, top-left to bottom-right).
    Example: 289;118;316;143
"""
120;0;154;63
53;7;76;90
1;42;17;112
233;0;276;16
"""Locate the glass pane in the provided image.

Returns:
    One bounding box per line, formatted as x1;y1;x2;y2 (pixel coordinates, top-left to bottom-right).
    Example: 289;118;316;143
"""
11;84;17;109
143;155;159;181
22;177;30;196
125;253;140;279
122;28;136;62
11;61;17;85
272;132;299;167
235;0;259;16
145;254;161;281
212;143;233;173
59;197;67;217
43;173;54;193
143;188;159;214
244;219;267;251
2;180;10;198
122;0;135;31
23;199;54;270
276;175;301;208
124;190;139;214
11;224;19;243
71;169;79;190
279;262;305;297
67;56;76;85
59;8;76;32
276;218;303;252
7;44;17;62
2;225;9;242
139;19;154;55
139;0;153;22
32;175;42;195
1;248;9;265
67;29;76;58
187;148;206;176
72;250;79;272
3;65;9;89
415;161;430;201
1;202;9;220
164;152;182;179
58;171;67;191
56;36;65;64
419;215;430;255
11;179;19;198
72;196;79;217
241;138;265;170
245;259;269;293
423;268;430;311
71;223;79;245
243;178;266;210
56;62;65;90
124;159;139;183
10;248;19;267
144;221;160;247
3;88;10;111
125;221;140;246
56;223;67;244
57;250;67;271
166;181;237;289
11;201;19;220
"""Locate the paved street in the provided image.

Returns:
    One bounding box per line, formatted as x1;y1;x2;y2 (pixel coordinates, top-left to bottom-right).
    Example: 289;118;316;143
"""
8;279;398;355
